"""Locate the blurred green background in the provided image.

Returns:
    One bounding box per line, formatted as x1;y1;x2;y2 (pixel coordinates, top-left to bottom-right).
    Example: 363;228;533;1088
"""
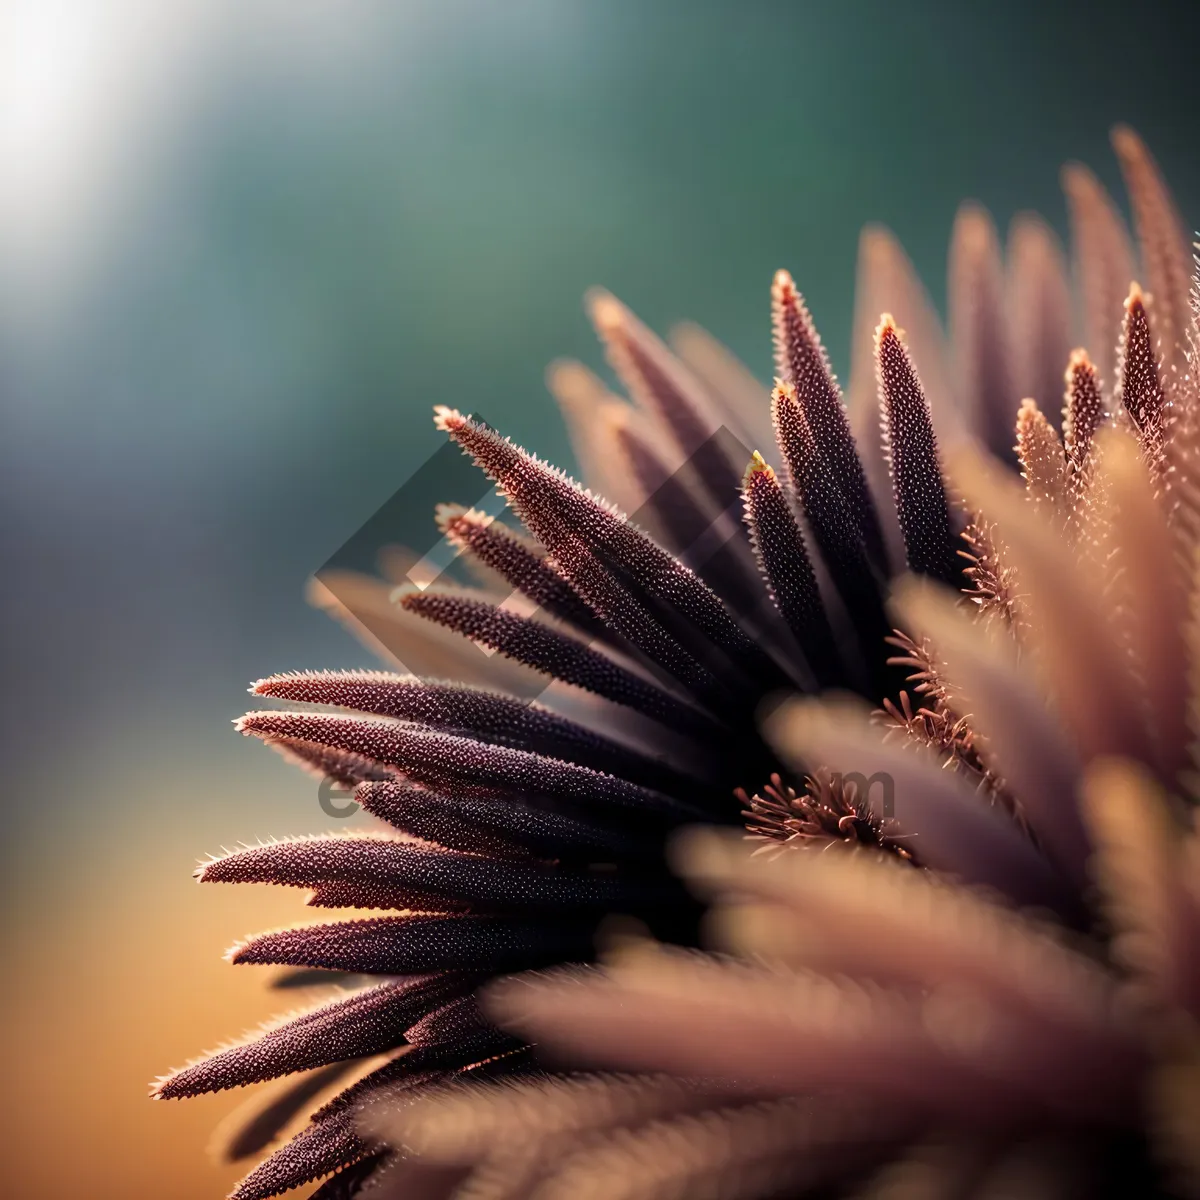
1;1;1196;1195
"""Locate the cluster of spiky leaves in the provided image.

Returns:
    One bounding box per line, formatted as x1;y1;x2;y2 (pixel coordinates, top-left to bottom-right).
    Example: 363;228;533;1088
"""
367;140;1200;1197
157;127;1198;1199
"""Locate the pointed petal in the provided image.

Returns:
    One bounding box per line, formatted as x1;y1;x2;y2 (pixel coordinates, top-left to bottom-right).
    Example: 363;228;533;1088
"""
1014;398;1066;516
236;711;700;821
546;359;646;511
1061;162;1136;390
433;430;723;708
771;383;891;685
1062;349;1106;473
434;408;775;694
587;289;745;514
1116;282;1168;480
876;316;960;585
1062;350;1108;539
252;670;699;797
772;269;886;567
154;978;457;1099
200;833;684;912
1007;214;1074;417
436;506;605;638
230;1110;367;1200
845;226;956;572
741;452;841;686
358;781;664;863
404;994;487;1047
948;203;1017;461
230;914;598;975
1112;125;1194;384
395;590;719;740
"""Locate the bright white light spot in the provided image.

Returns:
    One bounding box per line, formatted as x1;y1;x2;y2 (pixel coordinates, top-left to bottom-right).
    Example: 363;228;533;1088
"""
0;0;397;317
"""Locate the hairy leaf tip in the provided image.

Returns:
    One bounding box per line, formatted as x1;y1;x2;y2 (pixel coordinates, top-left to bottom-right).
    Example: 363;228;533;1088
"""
875;312;902;342
585;288;625;335
743;450;773;484
433;406;467;433
1125;280;1146;309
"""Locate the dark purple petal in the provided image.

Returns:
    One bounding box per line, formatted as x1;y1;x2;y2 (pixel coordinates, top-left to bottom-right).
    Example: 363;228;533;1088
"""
436;505;606;638
305;879;470;914
312;1033;522;1124
153;977;461;1099
404;995;486;1046
772;269;886;568
741;452;841;687
1117;284;1166;467
395;590;721;739
357;781;666;862
237;711;701;821
200;834;685;911
543;522;740;708
771;383;891;687
231;1109;366;1200
254;1040;531;1200
588;289;747;516
253;669;708;796
434;408;779;696
258;735;396;788
229;915;599;975
613;418;769;620
771;385;880;595
876;315;960;585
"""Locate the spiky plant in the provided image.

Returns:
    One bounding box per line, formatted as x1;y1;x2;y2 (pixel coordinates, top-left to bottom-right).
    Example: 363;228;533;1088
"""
155;127;1193;1200
362;171;1200;1198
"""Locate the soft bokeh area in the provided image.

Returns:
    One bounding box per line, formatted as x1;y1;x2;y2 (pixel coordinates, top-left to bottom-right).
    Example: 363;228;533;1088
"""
2;2;1197;1196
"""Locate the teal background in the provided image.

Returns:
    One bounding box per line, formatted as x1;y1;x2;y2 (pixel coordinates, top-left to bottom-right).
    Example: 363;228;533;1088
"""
0;2;1196;1194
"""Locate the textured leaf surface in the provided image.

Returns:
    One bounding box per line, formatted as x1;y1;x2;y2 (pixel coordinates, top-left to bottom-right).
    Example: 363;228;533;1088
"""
230;914;598;975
